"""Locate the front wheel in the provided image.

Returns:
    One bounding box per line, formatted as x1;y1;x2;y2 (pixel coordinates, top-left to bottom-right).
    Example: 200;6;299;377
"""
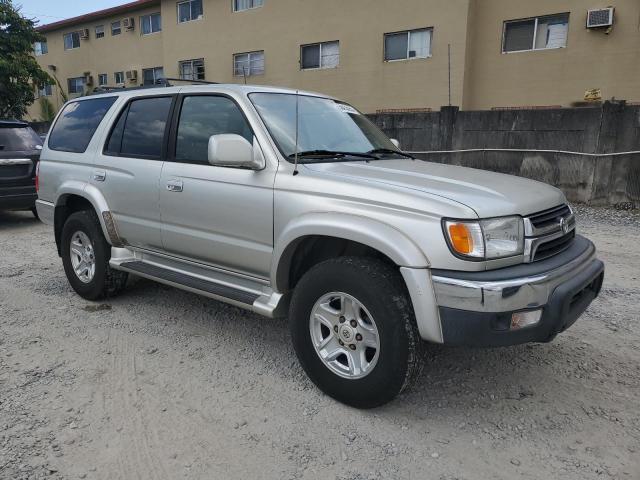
289;257;424;408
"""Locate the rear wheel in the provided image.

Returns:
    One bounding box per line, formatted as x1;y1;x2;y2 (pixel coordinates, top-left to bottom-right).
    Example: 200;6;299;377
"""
31;206;39;220
289;257;424;408
61;210;128;300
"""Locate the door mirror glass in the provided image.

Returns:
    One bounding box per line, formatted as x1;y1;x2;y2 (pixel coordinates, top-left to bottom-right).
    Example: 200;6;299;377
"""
208;134;263;169
390;138;401;149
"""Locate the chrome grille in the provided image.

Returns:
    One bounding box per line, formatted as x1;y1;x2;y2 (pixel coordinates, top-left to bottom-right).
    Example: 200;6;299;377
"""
523;204;576;262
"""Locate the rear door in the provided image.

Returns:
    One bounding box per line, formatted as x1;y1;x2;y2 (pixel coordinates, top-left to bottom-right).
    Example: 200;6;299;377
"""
92;95;175;250
0;123;41;195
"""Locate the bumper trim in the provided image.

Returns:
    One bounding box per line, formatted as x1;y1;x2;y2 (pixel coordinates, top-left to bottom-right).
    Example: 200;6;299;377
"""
35;199;55;225
432;235;597;313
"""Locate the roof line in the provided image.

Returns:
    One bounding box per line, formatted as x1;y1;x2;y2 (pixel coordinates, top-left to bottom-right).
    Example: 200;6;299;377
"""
36;0;160;33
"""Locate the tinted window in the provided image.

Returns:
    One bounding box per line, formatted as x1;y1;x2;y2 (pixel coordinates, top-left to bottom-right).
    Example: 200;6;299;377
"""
120;97;172;158
0;126;42;151
104;107;127;155
48;97;117;153
175;96;253;164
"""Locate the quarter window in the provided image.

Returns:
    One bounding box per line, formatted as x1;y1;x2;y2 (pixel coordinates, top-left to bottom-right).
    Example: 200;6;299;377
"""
98;74;108;86
114;71;125;85
106;97;173;158
179;59;205;81
34;41;48;56
234;51;264;76
49;97;117;153
233;0;263;12
384;28;432;61
95;25;105;38
503;14;569;53
301;41;339;70
177;0;203;23
111;21;122;35
67;77;85;94
175;96;253;164
63;32;80;50
141;13;162;34
142;67;165;85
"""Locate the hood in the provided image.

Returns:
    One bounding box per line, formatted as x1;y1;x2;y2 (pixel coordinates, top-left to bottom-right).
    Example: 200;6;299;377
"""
303;159;566;218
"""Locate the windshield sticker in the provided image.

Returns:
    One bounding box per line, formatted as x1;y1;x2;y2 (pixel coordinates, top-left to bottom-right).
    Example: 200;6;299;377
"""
335;103;360;115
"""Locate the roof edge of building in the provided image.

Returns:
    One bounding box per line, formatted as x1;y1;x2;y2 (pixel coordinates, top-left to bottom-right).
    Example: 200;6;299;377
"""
36;0;161;33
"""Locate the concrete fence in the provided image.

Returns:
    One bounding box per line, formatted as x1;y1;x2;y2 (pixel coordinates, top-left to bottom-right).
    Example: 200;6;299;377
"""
369;102;640;207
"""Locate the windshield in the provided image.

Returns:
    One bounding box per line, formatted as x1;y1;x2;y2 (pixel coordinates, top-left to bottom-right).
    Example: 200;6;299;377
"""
0;126;42;151
249;93;399;162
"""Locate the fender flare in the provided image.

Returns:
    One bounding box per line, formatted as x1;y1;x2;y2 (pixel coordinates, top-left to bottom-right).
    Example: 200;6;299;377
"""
271;212;430;291
54;182;114;245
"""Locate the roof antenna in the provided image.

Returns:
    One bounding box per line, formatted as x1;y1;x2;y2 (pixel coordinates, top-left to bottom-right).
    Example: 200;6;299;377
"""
293;90;300;176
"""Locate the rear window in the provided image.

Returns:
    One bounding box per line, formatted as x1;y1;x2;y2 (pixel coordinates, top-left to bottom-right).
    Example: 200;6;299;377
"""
0;126;42;151
48;97;117;153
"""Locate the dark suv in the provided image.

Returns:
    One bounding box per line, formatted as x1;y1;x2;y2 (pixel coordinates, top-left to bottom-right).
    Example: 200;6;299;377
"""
0;119;42;217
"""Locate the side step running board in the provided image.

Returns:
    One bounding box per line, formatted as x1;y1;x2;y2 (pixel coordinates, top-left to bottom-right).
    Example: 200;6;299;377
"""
119;261;260;306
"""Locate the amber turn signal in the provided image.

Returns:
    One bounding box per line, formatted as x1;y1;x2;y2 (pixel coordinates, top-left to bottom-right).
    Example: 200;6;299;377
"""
448;223;474;255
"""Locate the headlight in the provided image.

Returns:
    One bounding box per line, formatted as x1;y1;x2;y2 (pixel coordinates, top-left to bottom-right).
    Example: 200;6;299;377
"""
443;216;524;260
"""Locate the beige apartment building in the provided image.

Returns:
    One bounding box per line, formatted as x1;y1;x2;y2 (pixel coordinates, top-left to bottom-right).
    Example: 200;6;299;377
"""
27;0;640;120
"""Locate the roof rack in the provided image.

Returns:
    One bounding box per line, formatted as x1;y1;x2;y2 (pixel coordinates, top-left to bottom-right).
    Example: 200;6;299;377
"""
88;77;219;95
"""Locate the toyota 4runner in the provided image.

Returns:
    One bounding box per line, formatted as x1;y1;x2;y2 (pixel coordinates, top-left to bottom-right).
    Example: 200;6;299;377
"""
36;85;604;408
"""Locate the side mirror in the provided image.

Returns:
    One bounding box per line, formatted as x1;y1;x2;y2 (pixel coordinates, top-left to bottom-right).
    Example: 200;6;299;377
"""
208;134;264;170
390;138;401;149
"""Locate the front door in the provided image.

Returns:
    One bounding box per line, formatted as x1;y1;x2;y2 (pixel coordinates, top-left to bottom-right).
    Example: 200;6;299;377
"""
159;94;275;278
93;95;175;250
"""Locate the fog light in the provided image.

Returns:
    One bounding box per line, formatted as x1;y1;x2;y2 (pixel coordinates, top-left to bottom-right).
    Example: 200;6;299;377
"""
511;310;542;330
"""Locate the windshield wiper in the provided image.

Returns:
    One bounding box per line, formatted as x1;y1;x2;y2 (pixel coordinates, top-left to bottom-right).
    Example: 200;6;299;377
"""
288;150;378;160
367;148;415;159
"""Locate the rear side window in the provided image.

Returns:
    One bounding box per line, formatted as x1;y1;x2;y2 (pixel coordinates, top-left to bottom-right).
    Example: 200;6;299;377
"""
104;96;173;159
0;126;42;151
48;97;117;153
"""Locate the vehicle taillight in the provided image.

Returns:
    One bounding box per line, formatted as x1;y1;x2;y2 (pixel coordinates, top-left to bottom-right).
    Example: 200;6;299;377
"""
35;161;40;192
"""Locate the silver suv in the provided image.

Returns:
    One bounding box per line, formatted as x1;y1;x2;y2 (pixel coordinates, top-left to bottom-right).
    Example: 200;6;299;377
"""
37;85;604;408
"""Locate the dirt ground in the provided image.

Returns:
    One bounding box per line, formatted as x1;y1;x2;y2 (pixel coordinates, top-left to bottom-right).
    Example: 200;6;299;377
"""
1;206;639;480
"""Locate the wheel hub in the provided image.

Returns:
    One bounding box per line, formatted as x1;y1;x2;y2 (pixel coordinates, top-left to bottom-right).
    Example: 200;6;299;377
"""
309;292;380;380
69;231;96;284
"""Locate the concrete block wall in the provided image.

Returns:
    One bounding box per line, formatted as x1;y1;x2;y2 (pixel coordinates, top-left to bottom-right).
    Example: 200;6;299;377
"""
369;102;640;206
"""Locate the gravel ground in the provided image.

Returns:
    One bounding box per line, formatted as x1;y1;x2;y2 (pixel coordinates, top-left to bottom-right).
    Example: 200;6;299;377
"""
1;206;639;480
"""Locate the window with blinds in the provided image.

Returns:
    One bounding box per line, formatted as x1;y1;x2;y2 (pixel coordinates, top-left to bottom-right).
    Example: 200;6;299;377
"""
503;14;569;53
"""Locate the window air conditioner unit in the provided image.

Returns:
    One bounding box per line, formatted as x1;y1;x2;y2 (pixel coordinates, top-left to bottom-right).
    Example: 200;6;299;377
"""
126;70;138;82
79;28;90;39
587;8;614;28
123;17;135;30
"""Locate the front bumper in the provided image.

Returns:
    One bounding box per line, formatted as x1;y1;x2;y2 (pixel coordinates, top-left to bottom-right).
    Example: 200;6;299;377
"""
431;235;604;347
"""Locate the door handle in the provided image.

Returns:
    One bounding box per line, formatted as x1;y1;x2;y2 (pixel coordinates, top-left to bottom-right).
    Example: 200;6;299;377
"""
93;170;106;182
166;179;183;192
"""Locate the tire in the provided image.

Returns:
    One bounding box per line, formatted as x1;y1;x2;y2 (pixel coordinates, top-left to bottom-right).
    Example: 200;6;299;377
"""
31;206;39;220
61;209;128;301
289;257;424;408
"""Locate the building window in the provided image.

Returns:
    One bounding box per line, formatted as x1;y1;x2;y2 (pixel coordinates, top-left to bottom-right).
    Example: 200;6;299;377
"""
502;14;569;53
179;59;205;80
233;0;263;12
384;28;432;61
67;77;85;94
95;25;105;38
98;74;108;86
34;41;48;56
142;67;165;85
141;13;162;34
111;21;122;36
36;84;53;97
234;51;264;76
301;41;339;70
178;0;203;23
63;32;80;50
114;71;125;85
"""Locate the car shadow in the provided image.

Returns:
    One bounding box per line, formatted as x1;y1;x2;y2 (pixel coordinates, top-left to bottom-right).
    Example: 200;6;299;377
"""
0;210;40;231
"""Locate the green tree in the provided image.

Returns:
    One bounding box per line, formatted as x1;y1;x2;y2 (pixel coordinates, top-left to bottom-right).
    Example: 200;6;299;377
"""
0;0;52;118
38;96;55;121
